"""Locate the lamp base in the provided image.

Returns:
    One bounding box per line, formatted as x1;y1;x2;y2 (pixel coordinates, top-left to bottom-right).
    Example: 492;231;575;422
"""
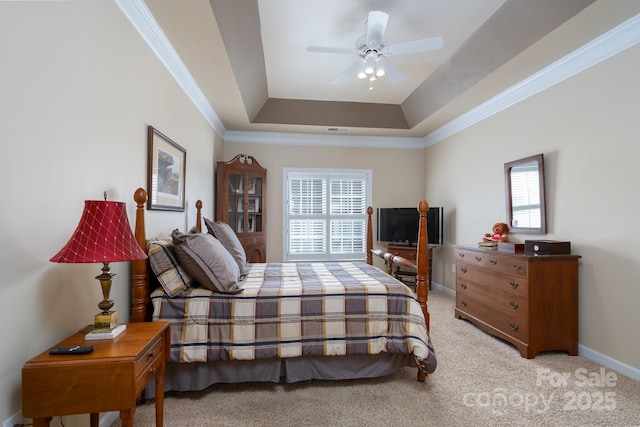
95;310;118;330
85;323;127;341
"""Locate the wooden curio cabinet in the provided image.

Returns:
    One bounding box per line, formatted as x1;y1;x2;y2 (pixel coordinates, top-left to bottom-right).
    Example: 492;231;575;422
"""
216;154;266;262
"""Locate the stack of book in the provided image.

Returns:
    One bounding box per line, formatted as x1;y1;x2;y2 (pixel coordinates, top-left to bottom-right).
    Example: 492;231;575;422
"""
478;241;498;248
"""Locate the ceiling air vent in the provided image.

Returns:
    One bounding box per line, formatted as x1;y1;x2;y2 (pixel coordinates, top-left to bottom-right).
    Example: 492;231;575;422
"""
327;127;350;133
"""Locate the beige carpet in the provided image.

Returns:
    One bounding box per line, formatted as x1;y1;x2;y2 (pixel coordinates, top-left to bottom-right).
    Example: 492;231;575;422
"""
114;290;640;426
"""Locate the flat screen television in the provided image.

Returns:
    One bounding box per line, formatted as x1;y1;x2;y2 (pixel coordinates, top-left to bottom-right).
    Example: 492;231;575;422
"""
377;207;443;246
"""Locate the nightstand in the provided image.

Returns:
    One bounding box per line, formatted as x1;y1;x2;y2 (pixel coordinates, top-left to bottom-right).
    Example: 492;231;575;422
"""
22;322;170;427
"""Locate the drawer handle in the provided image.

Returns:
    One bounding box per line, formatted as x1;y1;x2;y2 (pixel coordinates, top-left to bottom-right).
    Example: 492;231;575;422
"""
458;253;465;258
460;283;468;290
509;281;519;289
460;267;468;274
460;301;468;307
509;323;519;331
475;256;482;262
148;351;155;359
509;301;519;309
489;259;497;265
512;264;522;271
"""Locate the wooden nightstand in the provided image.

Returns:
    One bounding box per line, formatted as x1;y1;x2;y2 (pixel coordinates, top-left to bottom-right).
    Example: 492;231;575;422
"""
22;322;170;427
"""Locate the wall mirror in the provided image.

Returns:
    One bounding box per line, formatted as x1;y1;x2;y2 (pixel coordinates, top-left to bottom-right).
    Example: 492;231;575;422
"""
504;153;547;234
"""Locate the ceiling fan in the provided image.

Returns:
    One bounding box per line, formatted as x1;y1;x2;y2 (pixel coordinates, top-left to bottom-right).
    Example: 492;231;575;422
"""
306;10;443;86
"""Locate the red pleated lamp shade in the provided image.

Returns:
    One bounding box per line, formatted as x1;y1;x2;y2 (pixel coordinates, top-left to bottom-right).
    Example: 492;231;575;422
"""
50;200;147;263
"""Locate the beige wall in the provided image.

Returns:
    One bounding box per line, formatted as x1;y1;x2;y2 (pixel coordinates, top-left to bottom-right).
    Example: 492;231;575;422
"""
425;43;640;371
0;2;217;425
220;143;425;264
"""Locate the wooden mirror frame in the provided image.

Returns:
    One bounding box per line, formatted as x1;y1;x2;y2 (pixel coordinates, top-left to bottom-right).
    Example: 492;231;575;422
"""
504;153;547;234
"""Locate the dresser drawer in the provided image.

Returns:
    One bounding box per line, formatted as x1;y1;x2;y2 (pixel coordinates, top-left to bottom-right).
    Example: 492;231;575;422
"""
456;293;529;343
457;264;527;297
457;278;528;320
134;336;163;393
484;253;527;277
389;247;417;261
455;248;486;266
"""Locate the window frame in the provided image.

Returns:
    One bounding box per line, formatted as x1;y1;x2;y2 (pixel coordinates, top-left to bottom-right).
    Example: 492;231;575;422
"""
282;167;373;262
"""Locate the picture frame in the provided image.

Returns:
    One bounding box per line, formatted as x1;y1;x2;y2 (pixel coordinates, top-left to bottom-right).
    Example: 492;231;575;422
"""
147;126;186;211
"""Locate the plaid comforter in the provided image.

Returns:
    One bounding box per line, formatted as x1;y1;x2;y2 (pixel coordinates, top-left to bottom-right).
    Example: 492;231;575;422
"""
151;262;435;372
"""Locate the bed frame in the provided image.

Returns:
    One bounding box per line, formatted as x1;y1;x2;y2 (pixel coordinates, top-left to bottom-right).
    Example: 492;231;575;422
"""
130;188;431;381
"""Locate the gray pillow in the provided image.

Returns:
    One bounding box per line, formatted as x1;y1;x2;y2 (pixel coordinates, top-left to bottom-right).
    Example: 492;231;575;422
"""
204;218;247;273
171;229;242;294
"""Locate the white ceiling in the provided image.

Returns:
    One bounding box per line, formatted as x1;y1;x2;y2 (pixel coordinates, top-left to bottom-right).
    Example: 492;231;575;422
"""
258;0;505;104
133;0;633;140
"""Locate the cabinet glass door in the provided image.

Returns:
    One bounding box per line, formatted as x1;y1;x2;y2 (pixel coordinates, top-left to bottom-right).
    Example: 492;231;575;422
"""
247;176;263;233
227;173;243;233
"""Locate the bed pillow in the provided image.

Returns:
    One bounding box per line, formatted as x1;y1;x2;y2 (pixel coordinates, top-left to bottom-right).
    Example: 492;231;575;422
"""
171;229;243;294
146;239;194;297
204;218;247;273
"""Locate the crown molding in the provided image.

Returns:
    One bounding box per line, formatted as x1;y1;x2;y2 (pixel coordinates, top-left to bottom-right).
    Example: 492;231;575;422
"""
224;131;426;149
114;0;225;136
424;12;640;147
117;1;639;149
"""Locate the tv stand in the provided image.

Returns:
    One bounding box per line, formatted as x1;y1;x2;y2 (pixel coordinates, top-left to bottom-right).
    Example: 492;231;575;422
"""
390;241;416;247
387;244;434;290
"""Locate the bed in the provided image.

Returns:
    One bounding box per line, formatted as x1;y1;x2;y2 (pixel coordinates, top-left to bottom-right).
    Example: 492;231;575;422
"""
129;188;436;396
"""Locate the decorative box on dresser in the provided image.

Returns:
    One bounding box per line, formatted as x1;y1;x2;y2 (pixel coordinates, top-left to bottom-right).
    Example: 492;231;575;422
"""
216;154;267;262
454;245;580;358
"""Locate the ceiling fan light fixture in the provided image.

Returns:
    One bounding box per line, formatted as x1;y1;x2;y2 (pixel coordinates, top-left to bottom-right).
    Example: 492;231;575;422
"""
310;10;442;88
356;59;367;79
364;63;375;75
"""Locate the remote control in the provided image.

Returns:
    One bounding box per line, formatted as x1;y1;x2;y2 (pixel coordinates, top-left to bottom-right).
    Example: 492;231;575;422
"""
49;345;94;355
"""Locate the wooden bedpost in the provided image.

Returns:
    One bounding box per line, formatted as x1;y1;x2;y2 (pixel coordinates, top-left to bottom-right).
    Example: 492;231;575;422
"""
416;199;430;382
366;206;373;265
195;200;203;232
131;188;148;323
416;200;430;331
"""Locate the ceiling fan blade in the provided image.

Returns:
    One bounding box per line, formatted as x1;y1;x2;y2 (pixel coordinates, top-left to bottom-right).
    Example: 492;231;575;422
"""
384;36;444;56
306;46;358;55
332;59;364;85
366;11;388;48
377;56;405;84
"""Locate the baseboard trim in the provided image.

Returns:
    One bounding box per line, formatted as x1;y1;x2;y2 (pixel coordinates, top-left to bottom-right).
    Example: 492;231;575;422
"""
431;281;455;296
578;344;640;381
101;411;119;427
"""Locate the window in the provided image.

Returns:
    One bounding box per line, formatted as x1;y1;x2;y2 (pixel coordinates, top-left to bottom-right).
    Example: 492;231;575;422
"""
511;163;541;228
283;168;372;262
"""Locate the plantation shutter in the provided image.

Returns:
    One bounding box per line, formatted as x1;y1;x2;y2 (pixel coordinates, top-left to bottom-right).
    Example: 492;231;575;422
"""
284;169;371;261
511;164;541;228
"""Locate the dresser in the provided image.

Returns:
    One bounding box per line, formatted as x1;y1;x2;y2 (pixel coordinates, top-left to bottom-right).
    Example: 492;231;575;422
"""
454;245;579;358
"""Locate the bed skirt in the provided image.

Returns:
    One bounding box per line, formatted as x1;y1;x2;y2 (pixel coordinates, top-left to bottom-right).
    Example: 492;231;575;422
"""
145;353;414;397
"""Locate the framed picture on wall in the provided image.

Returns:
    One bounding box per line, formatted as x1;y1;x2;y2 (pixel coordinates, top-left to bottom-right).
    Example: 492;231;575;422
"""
147;126;186;211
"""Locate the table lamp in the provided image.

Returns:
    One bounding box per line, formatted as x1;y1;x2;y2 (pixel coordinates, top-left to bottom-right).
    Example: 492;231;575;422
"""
50;193;147;339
